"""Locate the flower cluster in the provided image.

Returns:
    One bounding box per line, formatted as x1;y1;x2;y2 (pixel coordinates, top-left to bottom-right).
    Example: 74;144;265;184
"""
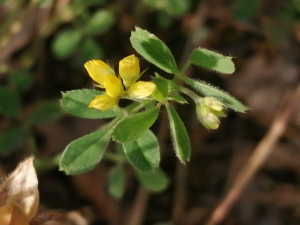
84;55;156;110
196;97;225;129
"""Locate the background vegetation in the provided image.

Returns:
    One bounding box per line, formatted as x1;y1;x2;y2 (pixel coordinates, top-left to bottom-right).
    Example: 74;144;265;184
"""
1;0;300;224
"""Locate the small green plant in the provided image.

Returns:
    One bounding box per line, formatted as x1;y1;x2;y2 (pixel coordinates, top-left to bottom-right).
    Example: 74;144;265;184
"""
0;70;62;157
59;27;248;196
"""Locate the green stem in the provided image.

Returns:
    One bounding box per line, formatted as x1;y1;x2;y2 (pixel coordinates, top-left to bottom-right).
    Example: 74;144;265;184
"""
178;86;201;104
99;114;123;131
130;101;146;113
104;152;125;164
173;60;191;83
181;60;192;74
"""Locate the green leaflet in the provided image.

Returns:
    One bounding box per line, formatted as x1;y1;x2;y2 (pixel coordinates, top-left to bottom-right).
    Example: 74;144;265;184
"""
184;77;249;112
9;70;33;92
52;29;82;59
112;106;160;143
85;9;115;36
108;165;125;199
29;101;62;124
130;27;178;74
189;48;235;74
136;168;169;193
123;130;160;172
60;129;110;174
0;87;21;118
0;126;28;156
77;39;104;65
60;89;118;119
165;104;191;163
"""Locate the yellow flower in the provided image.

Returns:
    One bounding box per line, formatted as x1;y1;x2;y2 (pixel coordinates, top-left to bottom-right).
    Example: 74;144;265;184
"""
89;94;119;111
127;81;156;98
84;60;115;86
119;55;140;88
85;55;156;111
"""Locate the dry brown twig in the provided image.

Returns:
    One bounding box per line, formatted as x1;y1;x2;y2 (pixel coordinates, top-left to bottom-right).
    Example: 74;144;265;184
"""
127;186;149;225
205;84;300;225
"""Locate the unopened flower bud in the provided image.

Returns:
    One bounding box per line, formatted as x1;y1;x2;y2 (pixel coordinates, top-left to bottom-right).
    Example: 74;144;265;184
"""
196;105;220;130
203;97;223;111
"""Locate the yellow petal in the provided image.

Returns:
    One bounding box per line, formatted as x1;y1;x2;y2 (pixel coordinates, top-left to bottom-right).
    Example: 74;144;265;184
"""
103;74;123;98
84;60;115;85
119;55;140;88
89;94;118;111
127;81;156;98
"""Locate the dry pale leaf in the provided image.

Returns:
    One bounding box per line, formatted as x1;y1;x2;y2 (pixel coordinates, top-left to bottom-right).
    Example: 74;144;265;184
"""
0;157;39;221
0;202;30;225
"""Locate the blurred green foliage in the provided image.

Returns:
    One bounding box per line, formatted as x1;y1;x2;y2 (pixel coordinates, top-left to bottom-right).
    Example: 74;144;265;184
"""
0;2;299;223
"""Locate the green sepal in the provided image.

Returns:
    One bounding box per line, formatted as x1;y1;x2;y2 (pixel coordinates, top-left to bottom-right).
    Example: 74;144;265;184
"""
29;101;62;124
0;87;21;118
122;129;160;172
130;27;178;74
189;48;235;74
60;129;111;175
151;76;169;102
0;126;28;156
184;77;249;112
60;89;118;119
112;106;160;143
165;104;191;163
108;165;125;199
136;168;169;193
